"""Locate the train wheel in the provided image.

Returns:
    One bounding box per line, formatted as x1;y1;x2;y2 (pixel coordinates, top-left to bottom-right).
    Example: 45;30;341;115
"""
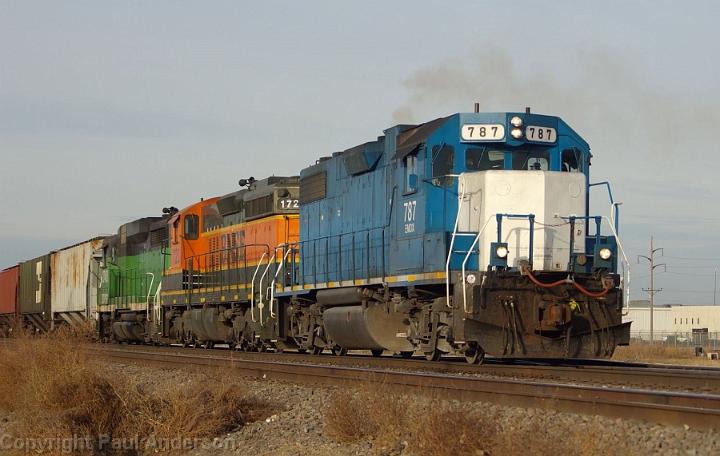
400;351;414;359
312;346;323;355
371;349;383;357
424;349;441;361
464;346;485;365
297;348;307;354
332;345;347;356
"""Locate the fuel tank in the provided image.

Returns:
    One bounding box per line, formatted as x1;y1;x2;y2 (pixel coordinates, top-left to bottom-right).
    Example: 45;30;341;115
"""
112;321;145;342
323;303;414;352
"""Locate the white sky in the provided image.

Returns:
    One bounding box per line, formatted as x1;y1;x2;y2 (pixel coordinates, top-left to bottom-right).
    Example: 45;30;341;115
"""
1;1;718;304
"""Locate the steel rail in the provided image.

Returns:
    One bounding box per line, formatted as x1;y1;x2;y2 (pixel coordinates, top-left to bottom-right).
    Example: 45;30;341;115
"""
90;345;720;430
87;343;720;392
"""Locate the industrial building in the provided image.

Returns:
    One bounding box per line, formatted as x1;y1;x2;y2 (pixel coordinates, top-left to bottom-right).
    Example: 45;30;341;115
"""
623;300;720;343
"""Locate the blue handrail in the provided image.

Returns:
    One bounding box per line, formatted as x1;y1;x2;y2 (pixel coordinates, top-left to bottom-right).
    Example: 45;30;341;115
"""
589;181;620;234
496;213;535;269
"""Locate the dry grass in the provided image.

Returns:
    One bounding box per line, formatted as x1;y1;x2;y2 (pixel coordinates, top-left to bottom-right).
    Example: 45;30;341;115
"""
613;342;717;365
0;328;269;455
323;384;409;446
324;385;631;456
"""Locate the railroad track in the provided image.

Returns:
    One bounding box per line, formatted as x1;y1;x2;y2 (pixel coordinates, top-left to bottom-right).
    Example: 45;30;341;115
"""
90;344;720;430
90;343;720;393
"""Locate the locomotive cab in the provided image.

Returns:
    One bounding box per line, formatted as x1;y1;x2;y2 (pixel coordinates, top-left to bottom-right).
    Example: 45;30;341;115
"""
439;112;630;358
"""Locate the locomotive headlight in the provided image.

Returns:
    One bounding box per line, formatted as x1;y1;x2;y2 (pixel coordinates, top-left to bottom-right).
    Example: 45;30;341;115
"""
510;128;524;139
495;245;509;259
599;248;613;260
510;116;523;127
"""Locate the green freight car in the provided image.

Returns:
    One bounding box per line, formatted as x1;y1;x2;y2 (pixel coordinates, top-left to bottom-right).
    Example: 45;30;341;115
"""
18;255;51;332
97;216;170;343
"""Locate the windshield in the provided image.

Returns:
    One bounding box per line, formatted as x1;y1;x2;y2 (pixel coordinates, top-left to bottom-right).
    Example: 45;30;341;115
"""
512;148;551;171
462;146;586;173
466;147;505;171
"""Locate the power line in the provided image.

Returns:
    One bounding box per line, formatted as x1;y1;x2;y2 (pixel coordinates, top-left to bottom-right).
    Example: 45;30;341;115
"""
664;271;717;277
659;289;715;294
664;255;719;261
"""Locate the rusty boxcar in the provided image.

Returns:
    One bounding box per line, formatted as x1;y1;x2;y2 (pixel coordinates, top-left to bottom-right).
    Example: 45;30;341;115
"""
0;265;19;335
50;237;105;327
18;254;51;332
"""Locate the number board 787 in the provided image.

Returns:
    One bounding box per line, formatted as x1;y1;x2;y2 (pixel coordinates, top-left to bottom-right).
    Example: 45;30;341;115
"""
460;124;505;141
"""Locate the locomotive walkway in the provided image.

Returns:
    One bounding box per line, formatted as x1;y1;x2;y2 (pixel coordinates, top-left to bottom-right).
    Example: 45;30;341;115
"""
92;345;720;430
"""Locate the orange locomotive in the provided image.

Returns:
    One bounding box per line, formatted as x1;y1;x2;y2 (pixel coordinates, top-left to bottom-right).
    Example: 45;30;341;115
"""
161;176;300;349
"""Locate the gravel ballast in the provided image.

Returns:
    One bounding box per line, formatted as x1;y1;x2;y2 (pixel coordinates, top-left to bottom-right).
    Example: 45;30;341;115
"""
3;361;717;455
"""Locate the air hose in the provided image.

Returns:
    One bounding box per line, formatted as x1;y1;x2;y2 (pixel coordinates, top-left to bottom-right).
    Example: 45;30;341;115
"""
523;268;611;298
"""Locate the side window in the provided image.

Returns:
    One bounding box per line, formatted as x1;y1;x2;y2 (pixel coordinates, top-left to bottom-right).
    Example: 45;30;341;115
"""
184;214;199;240
466;148;505;171
172;218;179;244
404;153;418;193
561;148;583;173
431;144;454;181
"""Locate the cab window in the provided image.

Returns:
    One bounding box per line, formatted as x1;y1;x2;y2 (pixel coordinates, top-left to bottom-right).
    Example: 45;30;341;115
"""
184;214;199;240
561;148;583;173
466;148;505;171
512;149;550;171
202;206;223;232
404;153;418;193
431;145;454;177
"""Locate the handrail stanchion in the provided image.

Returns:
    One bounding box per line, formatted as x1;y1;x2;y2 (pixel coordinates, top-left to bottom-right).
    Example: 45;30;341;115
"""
250;252;268;323
601;216;631;316
325;237;329;284
338;234;342;283
445;181;466;308
270;246;295;318
528;214;535;270
460;216;494;313
258;251;276;324
313;240;317;286
568;216;576;271
381;228;386;281
366;230;370;279
352;233;356;284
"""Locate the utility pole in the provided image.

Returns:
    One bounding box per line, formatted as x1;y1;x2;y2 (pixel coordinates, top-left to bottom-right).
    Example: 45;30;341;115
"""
714;268;717;306
638;236;666;343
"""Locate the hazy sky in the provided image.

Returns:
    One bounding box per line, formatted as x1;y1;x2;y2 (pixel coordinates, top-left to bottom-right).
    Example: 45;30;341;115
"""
1;1;718;305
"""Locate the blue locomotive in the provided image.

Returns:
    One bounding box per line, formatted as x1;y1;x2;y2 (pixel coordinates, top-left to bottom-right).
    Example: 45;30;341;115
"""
274;108;630;362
